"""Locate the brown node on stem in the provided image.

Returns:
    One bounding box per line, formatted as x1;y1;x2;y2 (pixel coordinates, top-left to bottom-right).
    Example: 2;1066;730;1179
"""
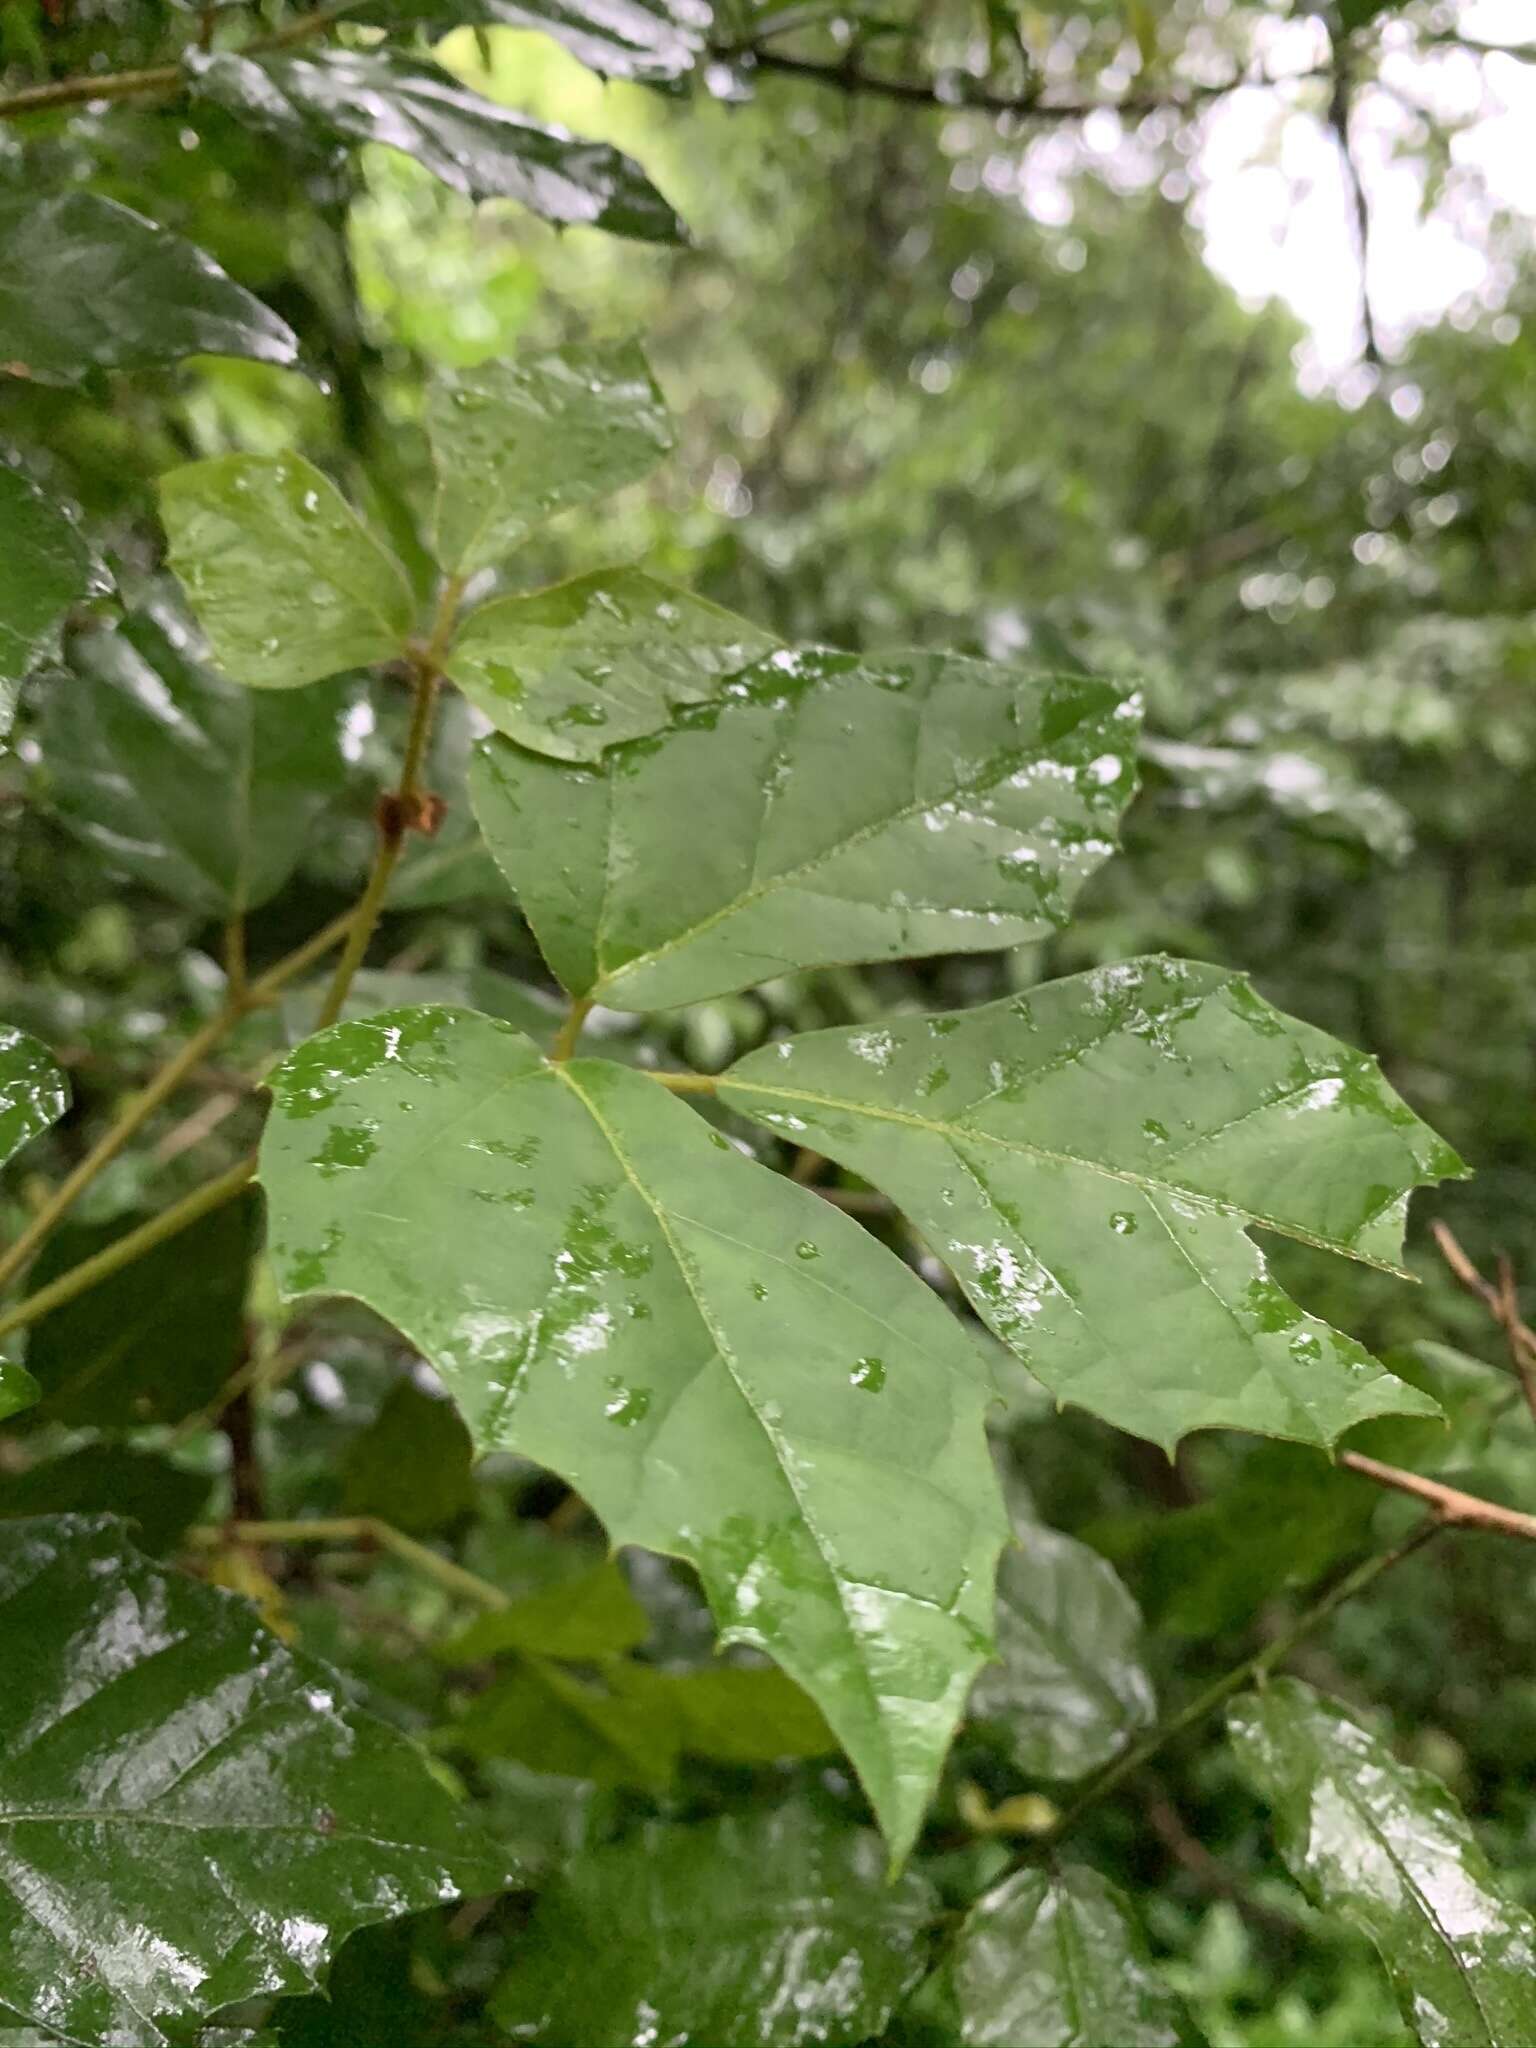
375;789;447;839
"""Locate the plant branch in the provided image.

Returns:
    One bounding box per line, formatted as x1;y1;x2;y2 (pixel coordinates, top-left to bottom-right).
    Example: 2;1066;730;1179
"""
0;907;354;1293
1339;1450;1536;1541
1432;1219;1536;1423
189;1516;510;1611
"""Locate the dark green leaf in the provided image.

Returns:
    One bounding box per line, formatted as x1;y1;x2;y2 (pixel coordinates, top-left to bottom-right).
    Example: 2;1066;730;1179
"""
341;1378;475;1534
660;1659;833;1764
0;1514;508;2045
0;1361;39;1424
23;1192;257;1429
491;1806;938;2045
187;49;686;245
0;1446;210;1553
0;461;103;737
722;957;1458;1451
445;567;778;760
944;1862;1202;2046
0;191;298;386
160;454;415;690
447;1653;681;1792
471;653;1140;1011
441;1559;649;1662
0;1025;67;1173
425;345;674;577
969;1521;1155;1782
260;1008;1007;1860
1229;1676;1536;2048
42;603;352;915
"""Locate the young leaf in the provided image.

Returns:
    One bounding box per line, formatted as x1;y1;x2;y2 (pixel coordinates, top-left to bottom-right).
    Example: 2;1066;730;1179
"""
969;1521;1156;1782
0;1514;509;2045
424;345;674;577
23;1193;257;1429
722;957;1460;1451
0;461;104;738
0;1025;67;1172
42;604;351;914
491;1806;938;2045
470;652;1140;1011
444;567;778;760
160;455;415;690
1229;1677;1536;2048
0;191;298;385
260;1007;1008;1861
187;50;686;246
942;1862;1202;2046
341;1379;474;1534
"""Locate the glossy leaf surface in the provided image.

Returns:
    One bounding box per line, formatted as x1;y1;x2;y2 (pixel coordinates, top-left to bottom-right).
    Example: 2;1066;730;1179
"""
946;1862;1201;2046
260;1006;1007;1859
43;604;351;913
0;1026;67;1173
382;0;705;82
969;1521;1155;1782
0;1515;507;2045
1229;1677;1536;2048
0;191;298;385
160;454;414;689
444;567;778;759
426;345;674;576
23;1194;257;1428
492;1806;937;2045
723;956;1458;1450
471;651;1140;1011
0;1362;39;1425
0;462;102;735
187;50;685;245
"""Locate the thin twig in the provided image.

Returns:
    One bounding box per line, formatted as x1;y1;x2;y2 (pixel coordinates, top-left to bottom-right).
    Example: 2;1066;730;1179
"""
1432;1219;1536;1423
1339;1451;1536;1541
189;1516;509;1612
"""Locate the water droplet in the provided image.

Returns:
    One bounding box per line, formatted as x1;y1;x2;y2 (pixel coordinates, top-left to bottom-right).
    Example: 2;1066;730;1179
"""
795;1240;820;1261
750;1280;768;1301
850;1355;886;1391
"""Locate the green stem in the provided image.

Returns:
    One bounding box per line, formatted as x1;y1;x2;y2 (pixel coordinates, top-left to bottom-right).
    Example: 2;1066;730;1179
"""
648;1070;719;1095
1033;1519;1444;1851
0;906;354;1294
549;996;593;1064
0;1156;256;1346
192;1516;509;1611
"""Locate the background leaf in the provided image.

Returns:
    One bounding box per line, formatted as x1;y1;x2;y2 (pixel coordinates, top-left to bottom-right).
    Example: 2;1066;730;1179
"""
470;652;1140;1011
0;1446;211;1553
0;1514;508;2045
160;454;414;689
1229;1676;1536;2048
341;1378;475;1534
0;461;103;739
0;191;298;385
723;957;1459;1450
0;1026;67;1172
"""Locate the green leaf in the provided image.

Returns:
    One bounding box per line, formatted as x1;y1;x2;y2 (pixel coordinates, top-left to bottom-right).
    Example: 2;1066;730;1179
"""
1229;1676;1536;2048
341;1378;474;1534
441;1559;649;1662
159;455;415;690
660;1660;834;1764
376;0;705;84
722;957;1460;1451
0;1361;39;1424
187;49;686;245
424;345;674;578
447;1654;682;1792
491;1806;938;2045
943;1862;1202;2047
0;1514;508;2045
260;1007;1007;1860
444;567;778;761
23;1192;257;1429
969;1520;1155;1782
0;461;103;738
0;1446;210;1552
41;603;351;915
0;191;298;386
471;653;1140;1012
0;1025;67;1173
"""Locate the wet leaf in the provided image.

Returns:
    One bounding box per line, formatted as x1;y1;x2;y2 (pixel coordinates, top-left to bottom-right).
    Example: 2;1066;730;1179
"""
260;1007;1007;1860
0;191;298;386
378;0;706;84
0;1514;507;2045
0;461;103;738
491;1805;938;2045
0;1026;67;1174
445;567;777;760
943;1862;1202;2046
160;454;415;690
23;1192;257;1429
0;1446;210;1553
471;652;1140;1011
1229;1677;1536;2048
425;345;674;577
0;1361;39;1424
341;1379;475;1534
41;603;351;914
722;956;1459;1451
188;49;686;245
969;1520;1155;1782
